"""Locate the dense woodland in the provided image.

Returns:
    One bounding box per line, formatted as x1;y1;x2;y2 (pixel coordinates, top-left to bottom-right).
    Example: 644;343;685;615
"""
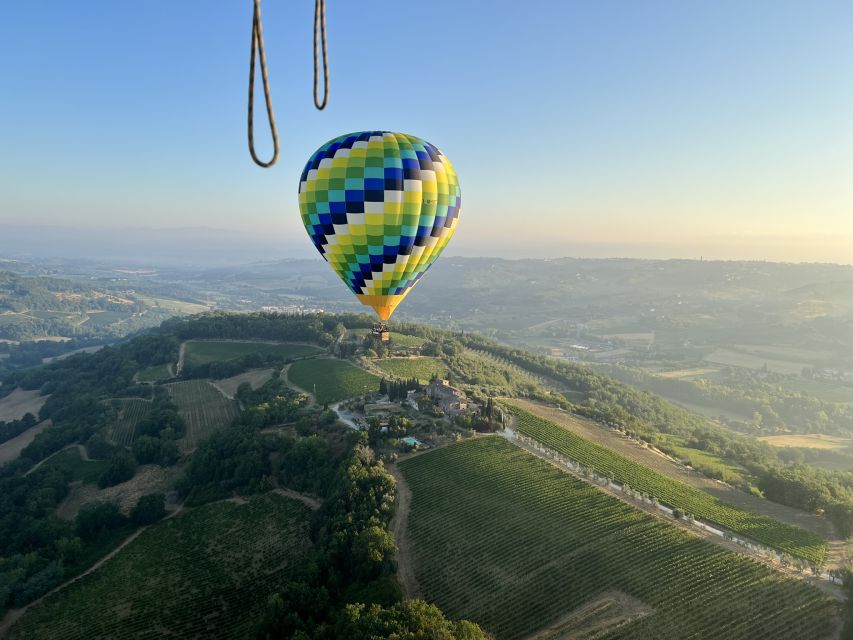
598;363;853;436
0;313;489;636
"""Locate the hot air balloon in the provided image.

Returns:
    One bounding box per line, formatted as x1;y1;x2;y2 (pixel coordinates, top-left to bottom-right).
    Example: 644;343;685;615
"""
298;131;461;336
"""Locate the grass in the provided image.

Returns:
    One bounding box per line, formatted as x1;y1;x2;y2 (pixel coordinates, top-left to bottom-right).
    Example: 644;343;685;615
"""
508;405;826;564
375;357;448;382
135;362;173;382
183;340;322;368
166;380;241;451
44;447;110;484
287;358;380;404
400;437;835;640
7;493;312;640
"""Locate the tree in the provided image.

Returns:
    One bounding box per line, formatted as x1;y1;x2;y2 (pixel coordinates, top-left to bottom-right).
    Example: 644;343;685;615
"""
337;600;490;639
98;450;137;488
132;435;161;464
75;502;126;541
131;493;166;525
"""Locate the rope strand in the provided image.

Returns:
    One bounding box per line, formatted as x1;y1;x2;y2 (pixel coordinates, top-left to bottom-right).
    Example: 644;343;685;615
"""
314;0;329;110
248;0;279;168
247;0;330;167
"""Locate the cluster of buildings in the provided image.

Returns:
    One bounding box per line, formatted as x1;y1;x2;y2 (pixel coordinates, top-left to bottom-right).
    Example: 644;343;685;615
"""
425;378;470;415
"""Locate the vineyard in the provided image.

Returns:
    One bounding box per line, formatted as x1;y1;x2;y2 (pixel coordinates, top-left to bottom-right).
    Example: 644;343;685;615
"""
508;405;826;564
183;340;322;368
107;398;152;447
287;358;380;404
376;357;448;382
7;493;313;640
166;380;240;451
399;437;836;640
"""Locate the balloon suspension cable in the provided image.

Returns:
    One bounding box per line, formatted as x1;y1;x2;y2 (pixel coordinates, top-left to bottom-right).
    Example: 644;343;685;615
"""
314;0;329;110
248;0;279;168
247;0;330;168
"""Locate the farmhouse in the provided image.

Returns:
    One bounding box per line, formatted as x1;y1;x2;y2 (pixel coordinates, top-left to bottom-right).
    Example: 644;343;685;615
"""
426;379;468;415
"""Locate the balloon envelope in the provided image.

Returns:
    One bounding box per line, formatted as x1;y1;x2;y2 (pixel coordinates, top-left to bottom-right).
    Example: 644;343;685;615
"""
298;131;461;321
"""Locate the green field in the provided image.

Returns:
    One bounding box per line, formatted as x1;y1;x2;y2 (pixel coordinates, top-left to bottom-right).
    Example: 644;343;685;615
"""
287;358;380;404
84;310;131;328
45;447;110;484
388;332;427;347
780;377;853;404
8;493;312;640
400;437;835;640
508;405;826;563
136;362;173;382
659;435;747;483
347;328;425;347
107;398;152;447
166;380;240;450
703;348;806;375
183;340;322;368
375;357;448;382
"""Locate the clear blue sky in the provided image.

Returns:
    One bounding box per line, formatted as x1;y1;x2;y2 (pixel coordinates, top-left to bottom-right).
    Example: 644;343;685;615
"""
1;1;851;262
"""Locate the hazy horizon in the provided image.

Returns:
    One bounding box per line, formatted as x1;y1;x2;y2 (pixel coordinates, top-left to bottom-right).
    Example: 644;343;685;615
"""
0;222;851;267
2;1;851;266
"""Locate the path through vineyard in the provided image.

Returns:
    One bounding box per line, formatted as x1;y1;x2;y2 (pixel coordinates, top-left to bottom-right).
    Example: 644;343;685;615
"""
503;421;844;600
389;464;419;598
509;400;839;545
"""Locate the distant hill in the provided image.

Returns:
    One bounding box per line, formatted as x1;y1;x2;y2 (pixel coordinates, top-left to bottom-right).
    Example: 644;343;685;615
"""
0;271;211;343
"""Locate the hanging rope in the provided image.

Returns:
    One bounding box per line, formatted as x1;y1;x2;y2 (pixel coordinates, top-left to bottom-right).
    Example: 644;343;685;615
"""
247;0;330;168
314;0;329;110
248;0;279;168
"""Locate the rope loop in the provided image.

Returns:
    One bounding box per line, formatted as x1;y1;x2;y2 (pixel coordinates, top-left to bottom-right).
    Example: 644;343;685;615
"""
247;0;330;167
248;0;279;168
314;0;329;110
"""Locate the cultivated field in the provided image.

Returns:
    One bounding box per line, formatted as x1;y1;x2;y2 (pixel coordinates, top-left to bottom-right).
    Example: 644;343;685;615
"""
703;348;806;375
107;399;152;447
375;357;448;382
759;434;853;450
388;332;427;347
0;420;51;465
508;399;835;541
655;367;719;379
166;380;240;451
135;363;173;383
399;437;836;640
183;340;322;368
0;388;47;421
135;295;209;314
10;493;312;639
509;406;826;563
347;328;426;347
287;358;380;404
212;368;275;398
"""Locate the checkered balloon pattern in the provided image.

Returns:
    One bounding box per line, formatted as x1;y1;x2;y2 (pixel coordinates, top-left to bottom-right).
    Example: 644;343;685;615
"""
298;131;461;321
